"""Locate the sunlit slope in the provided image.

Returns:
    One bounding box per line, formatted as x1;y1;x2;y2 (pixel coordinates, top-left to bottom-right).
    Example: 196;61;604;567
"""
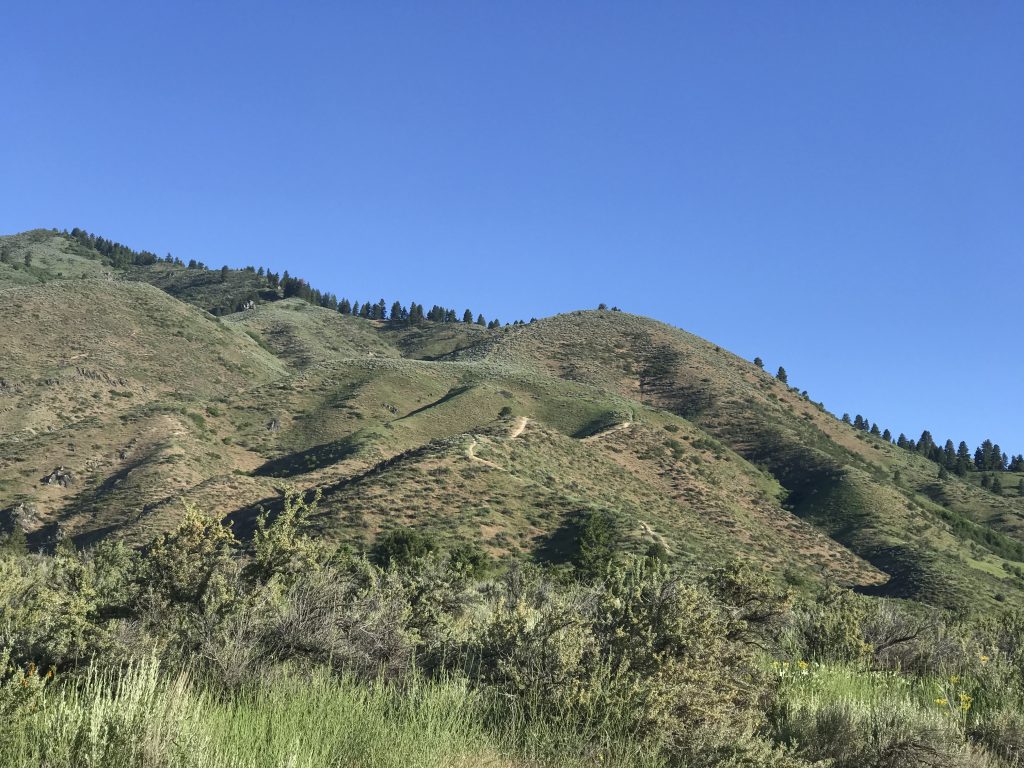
2;236;1022;609
460;310;1024;607
0;279;285;540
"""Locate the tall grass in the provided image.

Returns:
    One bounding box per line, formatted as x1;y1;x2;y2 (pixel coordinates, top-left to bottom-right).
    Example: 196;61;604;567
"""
768;662;1020;767
1;659;505;768
0;658;664;768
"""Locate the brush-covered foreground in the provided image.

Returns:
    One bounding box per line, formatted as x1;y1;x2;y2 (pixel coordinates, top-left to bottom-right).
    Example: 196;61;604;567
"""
3;491;1024;768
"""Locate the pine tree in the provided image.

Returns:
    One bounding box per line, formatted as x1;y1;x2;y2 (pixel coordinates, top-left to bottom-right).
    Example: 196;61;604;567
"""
870;423;881;436
476;314;486;326
23;252;32;268
943;440;957;468
854;415;865;431
391;301;404;322
841;413;851;424
897;433;908;449
992;475;1003;495
957;441;972;469
882;428;892;442
775;366;788;384
339;298;351;315
220;265;229;282
463;309;473;324
351;301;360;316
754;357;764;369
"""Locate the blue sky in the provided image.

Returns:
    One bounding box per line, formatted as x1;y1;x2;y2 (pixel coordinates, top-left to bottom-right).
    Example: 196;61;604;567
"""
2;2;1021;453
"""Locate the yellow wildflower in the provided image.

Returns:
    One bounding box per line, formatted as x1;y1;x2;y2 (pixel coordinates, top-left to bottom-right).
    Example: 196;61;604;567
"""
935;697;948;706
960;693;972;711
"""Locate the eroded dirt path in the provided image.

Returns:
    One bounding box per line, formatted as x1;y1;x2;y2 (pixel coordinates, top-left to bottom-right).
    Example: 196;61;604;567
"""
509;416;530;439
466;437;504;470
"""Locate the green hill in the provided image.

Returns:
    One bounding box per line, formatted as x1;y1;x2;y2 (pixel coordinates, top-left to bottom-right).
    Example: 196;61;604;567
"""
2;228;1023;611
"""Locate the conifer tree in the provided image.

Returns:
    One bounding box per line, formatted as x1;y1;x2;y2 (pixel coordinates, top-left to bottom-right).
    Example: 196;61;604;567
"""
882;428;892;442
476;314;486;326
842;413;851;424
463;309;473;324
943;440;957;468
992;475;1003;495
339;298;351;315
957;441;972;468
775;366;788;384
754;357;764;369
391;301;404;322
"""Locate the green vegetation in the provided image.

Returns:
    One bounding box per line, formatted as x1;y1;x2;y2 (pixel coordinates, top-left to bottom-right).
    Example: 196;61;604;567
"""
3;492;1024;766
3;225;1024;764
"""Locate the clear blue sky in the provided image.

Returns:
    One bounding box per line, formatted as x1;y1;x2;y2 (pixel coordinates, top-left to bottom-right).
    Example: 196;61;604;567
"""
2;2;1021;453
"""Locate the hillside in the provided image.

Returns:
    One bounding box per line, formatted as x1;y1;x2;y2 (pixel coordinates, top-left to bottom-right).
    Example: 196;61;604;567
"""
2;229;1023;610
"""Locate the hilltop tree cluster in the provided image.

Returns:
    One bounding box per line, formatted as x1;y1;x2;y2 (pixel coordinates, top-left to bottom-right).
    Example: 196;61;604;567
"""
841;410;1022;491
58;228;523;328
65;228;162;268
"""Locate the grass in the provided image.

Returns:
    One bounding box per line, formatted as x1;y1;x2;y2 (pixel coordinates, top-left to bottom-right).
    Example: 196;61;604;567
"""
1;659;663;768
769;661;1020;767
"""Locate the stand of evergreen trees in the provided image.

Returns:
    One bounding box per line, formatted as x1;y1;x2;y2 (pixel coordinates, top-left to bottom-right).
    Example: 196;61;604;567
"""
60;228;525;328
840;409;1023;482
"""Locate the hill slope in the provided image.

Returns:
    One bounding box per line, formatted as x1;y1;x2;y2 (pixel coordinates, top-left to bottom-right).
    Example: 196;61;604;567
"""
2;229;1023;610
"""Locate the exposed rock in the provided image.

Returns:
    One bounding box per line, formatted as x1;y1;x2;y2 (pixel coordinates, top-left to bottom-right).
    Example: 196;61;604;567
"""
43;466;75;487
266;418;281;432
9;502;39;530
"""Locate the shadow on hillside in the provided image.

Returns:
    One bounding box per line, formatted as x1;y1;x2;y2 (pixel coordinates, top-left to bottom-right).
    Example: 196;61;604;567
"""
254;435;364;478
395;385;471;420
533;517;581;565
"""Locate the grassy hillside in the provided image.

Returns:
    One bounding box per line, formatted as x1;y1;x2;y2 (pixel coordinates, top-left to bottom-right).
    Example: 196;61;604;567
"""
2;229;1024;610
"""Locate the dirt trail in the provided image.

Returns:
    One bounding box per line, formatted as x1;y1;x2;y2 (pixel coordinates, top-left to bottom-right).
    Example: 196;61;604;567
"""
466;437;503;470
509;416;529;439
581;420;633;442
639;520;670;552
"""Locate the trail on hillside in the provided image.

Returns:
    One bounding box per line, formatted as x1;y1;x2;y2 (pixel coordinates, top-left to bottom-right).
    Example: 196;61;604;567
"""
581;421;633;442
639;520;670;552
509;416;530;439
466;437;503;470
